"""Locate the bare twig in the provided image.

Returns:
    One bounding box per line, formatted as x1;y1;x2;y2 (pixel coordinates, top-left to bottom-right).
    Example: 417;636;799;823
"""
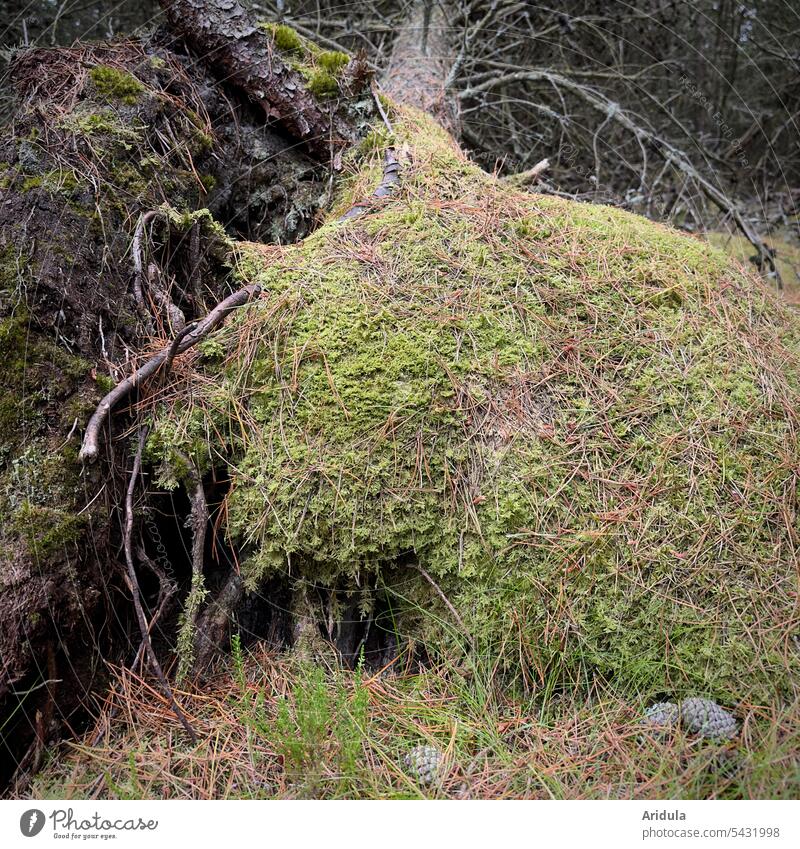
131;210;159;321
460;70;781;284
411;562;472;646
79;284;261;463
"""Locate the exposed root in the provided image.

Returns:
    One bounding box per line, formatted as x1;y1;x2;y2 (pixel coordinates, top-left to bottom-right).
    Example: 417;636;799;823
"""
132;545;178;670
339;149;402;220
192;573;245;675
79;284;261;464
124;427;197;744
175;451;210;682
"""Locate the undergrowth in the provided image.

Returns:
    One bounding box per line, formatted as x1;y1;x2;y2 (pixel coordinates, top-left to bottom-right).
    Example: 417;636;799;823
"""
27;644;800;800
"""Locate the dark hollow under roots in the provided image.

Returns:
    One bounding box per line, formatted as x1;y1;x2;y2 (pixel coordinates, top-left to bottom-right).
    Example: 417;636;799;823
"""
141;467;404;674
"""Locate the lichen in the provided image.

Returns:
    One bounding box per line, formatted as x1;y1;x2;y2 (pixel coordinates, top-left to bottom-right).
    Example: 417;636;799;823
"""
176;571;209;683
145;108;800;704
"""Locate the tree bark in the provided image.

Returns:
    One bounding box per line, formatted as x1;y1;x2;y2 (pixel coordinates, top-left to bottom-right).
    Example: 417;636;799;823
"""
157;0;363;160
382;1;460;136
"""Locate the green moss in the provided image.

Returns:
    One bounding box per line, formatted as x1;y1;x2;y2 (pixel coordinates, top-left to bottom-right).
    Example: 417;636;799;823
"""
317;51;349;74
0;297;91;462
151;109;800;704
298;50;349;98
199;173;217;193
262;22;304;54
259;24;348;98
304;68;340;98
21;169;80;196
59;107;144;145
0;162;13;190
193;129;214;153
357;128;395;157
94;373;116;393
0;244;22;292
12;501;87;557
89;65;145;105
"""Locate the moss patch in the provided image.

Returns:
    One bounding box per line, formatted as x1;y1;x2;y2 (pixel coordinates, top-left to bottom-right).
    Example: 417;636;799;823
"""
259;22;349;99
264;23;304;54
89;65;146;105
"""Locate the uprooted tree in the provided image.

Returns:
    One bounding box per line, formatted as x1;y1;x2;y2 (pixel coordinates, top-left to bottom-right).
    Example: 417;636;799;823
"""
1;0;799;785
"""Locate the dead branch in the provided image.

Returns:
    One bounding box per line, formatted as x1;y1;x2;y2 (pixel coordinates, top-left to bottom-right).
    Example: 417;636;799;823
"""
411;562;473;647
148;263;186;333
460;70;781;285
132;545;178;670
79;284;261;464
507;158;550;186
132;210;158;325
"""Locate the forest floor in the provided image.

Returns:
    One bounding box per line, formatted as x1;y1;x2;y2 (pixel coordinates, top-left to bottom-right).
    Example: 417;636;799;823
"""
706;229;800;306
27;641;800;801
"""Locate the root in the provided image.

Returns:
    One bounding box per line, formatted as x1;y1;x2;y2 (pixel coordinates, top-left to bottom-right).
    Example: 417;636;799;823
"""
411;562;473;648
79;284;261;463
339;149;402;221
192;572;245;675
124;427;197;744
132;545;178;670
175;452;210;682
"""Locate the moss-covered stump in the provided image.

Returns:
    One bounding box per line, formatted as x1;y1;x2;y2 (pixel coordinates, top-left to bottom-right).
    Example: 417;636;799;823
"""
150;110;800;704
0;35;332;781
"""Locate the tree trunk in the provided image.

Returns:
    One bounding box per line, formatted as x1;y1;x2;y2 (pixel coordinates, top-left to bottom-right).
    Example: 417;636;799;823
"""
382;1;460;135
156;0;365;160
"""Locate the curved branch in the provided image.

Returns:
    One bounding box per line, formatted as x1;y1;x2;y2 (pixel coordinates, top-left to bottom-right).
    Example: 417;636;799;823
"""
79;284;261;464
461;69;780;284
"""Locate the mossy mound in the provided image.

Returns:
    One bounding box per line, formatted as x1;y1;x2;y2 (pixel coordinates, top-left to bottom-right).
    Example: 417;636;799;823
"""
150;110;800;703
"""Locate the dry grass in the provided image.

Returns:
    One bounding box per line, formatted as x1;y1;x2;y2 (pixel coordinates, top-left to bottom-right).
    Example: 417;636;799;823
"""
27;643;800;801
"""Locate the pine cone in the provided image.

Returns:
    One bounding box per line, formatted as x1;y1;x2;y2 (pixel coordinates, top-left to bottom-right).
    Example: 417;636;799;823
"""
643;701;679;732
680;697;738;741
403;745;444;786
